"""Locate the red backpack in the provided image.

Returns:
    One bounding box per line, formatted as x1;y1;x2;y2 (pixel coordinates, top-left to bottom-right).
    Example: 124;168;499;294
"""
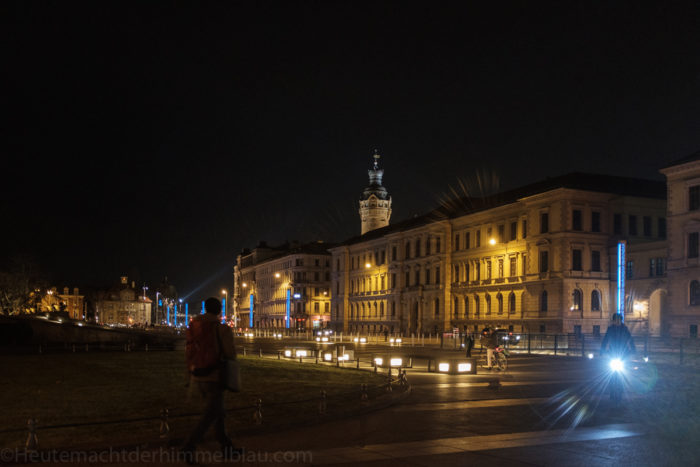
186;319;221;376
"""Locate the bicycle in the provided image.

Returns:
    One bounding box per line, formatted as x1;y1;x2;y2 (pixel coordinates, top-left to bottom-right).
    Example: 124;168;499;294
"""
478;346;508;371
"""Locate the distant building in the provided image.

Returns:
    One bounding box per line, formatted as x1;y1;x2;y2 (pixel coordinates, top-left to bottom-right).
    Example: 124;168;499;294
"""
58;287;85;320
96;276;152;326
234;241;334;330
330;167;667;336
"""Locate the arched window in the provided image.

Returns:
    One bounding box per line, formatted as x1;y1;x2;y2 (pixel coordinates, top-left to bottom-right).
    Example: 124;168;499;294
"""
691;281;700;306
374;302;378;317
464;296;469;318
497;293;503;314
454;265;460;283
362;303;366;319
572;289;583;311
474;295;480;316
486;294;492;315
591;290;601;311
380;302;384;317
434;298;440;317
509;292;516;314
454;297;460;319
541;290;548;312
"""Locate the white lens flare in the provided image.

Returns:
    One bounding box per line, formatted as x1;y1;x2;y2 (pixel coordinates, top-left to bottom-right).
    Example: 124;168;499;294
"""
609;358;624;372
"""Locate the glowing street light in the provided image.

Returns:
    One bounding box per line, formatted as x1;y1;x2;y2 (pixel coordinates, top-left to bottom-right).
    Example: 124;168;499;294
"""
489;238;497;246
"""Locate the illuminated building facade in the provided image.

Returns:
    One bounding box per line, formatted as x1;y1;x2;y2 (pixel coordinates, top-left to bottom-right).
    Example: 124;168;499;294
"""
331;173;667;335
234;241;334;330
661;151;700;337
58;287;85;320
96;276;152;326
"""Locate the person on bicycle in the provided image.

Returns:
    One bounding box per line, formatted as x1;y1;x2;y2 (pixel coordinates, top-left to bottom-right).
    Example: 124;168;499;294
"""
600;313;635;358
480;327;498;369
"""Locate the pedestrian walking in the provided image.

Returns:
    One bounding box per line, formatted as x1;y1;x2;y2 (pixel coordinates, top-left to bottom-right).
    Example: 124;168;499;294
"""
181;297;241;463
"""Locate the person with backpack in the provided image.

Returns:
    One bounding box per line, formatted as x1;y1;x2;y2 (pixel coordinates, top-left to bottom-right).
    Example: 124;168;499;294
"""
181;297;240;462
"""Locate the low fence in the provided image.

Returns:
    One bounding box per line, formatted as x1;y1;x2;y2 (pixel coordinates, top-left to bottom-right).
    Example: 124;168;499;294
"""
491;333;700;365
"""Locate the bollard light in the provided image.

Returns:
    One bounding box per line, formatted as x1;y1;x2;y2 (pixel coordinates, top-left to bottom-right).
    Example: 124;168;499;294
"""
284;349;292;357
353;337;359;343
389;338;395;343
359;337;367;344
438;362;450;372
324;352;333;361
316;337;321;342
374;357;383;366
457;362;472;372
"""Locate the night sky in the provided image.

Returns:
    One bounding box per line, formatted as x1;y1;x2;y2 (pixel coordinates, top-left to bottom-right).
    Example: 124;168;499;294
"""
3;2;700;301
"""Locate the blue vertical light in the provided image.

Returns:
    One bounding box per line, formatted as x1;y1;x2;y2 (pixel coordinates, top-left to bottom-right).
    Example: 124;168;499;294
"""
166;306;170;326
617;241;626;322
174;304;178;327
249;294;254;328
158;299;162;307
201;301;205;314
285;289;291;329
185;303;189;324
222;298;226;324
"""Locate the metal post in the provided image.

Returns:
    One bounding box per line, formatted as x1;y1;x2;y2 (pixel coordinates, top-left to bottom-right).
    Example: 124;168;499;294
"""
253;399;263;425
319;390;327;415
26;418;38;450
159;409;170;439
527;333;531;354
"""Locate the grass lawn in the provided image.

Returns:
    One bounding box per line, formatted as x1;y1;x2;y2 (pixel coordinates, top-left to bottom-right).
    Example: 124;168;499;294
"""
0;351;389;449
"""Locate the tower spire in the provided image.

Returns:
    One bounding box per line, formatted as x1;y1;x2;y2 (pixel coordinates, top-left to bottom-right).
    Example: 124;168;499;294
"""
373;149;380;170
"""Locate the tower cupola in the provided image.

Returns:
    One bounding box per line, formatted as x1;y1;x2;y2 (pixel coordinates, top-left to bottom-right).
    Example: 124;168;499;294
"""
359;150;392;235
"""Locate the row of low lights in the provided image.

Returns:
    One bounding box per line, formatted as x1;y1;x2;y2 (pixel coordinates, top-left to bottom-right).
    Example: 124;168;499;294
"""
373;357;404;367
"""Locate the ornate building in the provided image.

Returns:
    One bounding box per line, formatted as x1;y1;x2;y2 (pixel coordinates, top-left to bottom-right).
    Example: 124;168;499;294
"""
330;171;667;336
359;151;392;235
234;241;334;330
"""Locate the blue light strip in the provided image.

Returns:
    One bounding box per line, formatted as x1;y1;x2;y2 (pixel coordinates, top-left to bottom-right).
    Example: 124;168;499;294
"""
249;294;254;328
201;301;205;314
166;306;170;326
185;303;189;324
617;241;626;322
286;289;291;329
222;298;226;324
174;304;178;327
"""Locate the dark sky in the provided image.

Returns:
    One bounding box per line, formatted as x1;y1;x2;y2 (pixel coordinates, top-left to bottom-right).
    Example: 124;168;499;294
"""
3;1;700;301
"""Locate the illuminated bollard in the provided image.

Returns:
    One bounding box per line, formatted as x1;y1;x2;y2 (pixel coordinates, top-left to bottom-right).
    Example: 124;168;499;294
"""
159;408;170;439
26;418;38;451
